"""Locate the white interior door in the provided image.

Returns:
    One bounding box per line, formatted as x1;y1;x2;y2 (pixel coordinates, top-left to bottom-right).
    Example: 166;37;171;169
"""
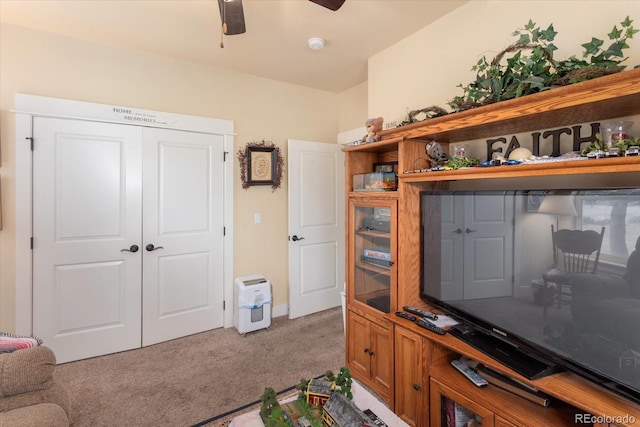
33;117;143;363
288;139;345;319
463;193;514;299
142;128;225;345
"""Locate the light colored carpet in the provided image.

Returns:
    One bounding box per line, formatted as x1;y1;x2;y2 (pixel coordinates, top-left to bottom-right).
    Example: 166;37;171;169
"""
55;307;345;427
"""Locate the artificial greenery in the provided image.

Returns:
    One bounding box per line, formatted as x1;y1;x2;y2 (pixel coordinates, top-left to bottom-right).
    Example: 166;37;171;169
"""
554;16;639;85
334;367;353;399
580;133;640;157
397;106;449;127
447;16;638;112
444;156;481;170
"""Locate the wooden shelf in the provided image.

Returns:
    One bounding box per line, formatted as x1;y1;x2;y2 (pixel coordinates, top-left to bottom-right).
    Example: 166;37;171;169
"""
355;261;391;277
430;358;582;426
355;229;390;238
376;68;640;145
401;156;640;183
342;136;403;152
344;69;640;185
349;191;398;199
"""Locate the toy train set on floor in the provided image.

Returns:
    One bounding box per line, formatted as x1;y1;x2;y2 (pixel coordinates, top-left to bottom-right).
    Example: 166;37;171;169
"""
259;368;387;427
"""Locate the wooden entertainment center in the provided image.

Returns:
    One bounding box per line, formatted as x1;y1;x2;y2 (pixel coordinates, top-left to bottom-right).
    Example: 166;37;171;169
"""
344;69;640;426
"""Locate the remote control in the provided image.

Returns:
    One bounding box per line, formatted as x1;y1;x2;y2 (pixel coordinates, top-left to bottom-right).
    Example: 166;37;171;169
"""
415;318;446;335
403;305;438;320
395;311;417;321
451;359;488;387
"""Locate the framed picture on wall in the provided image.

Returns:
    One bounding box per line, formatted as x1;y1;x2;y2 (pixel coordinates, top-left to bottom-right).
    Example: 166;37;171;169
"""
247;146;278;186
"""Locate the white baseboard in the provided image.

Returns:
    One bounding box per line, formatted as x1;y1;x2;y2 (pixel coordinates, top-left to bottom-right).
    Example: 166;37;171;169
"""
272;304;288;318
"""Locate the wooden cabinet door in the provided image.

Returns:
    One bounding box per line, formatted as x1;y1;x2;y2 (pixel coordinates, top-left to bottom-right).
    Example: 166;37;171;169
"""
496;416;517;427
348;311;372;380
347;310;393;404
370;320;393;403
395;327;424;426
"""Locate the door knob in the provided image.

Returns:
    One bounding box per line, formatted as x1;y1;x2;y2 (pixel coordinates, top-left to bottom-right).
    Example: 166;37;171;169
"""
120;245;139;253
291;235;305;242
413;384;421;391
454;228;463;234
145;244;164;252
465;228;477;233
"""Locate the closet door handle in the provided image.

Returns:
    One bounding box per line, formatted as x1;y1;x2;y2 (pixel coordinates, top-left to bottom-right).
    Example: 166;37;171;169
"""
121;245;139;253
465;228;477;233
146;244;164;252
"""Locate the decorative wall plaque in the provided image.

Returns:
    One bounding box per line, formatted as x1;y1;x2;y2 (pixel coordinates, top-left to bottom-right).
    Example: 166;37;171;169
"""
238;140;283;191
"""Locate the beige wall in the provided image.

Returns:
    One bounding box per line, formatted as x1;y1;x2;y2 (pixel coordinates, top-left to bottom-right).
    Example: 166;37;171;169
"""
369;0;640;123
338;81;368;133
0;23;342;331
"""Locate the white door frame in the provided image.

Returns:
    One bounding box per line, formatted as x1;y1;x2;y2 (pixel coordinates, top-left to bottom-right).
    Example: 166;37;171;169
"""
13;93;235;334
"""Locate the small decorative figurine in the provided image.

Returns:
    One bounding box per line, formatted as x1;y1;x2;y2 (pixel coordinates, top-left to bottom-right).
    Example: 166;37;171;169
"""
362;117;384;143
426;140;447;169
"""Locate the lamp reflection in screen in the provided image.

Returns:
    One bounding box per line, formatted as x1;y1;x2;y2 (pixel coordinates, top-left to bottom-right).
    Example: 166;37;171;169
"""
538;195;578;229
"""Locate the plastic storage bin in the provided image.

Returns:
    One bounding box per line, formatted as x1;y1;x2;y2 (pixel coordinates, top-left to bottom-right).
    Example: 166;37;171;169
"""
353;172;397;192
234;274;272;335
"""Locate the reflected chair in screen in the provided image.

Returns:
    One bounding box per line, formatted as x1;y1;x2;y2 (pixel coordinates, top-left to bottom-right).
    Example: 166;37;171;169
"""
542;225;605;315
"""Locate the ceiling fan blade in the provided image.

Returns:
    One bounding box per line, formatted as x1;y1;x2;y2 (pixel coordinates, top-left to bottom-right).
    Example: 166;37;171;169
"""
218;0;246;35
309;0;346;11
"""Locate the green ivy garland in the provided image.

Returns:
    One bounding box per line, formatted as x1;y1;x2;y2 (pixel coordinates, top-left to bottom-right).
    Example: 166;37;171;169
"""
449;16;638;112
397;16;637;126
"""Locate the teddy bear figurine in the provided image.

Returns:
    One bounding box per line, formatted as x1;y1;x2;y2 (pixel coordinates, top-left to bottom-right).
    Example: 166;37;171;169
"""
362;117;384;143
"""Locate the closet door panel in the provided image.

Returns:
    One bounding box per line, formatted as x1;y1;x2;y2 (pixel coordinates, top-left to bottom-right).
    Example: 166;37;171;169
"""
142;128;225;346
32;117;143;363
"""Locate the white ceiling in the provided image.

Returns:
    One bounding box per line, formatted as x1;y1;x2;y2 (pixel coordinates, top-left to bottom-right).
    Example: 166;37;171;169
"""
0;0;469;92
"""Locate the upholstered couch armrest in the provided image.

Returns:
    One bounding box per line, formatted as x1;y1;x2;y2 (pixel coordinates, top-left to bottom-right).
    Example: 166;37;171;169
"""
566;273;630;298
0;402;69;427
0;380;71;417
569;273;632;325
0;346;56;397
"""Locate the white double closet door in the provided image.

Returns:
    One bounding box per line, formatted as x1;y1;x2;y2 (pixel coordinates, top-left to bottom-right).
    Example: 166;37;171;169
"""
440;193;514;301
32;117;224;363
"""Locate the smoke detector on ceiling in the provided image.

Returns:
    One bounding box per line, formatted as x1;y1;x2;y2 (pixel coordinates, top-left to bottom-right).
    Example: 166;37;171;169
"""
307;37;325;51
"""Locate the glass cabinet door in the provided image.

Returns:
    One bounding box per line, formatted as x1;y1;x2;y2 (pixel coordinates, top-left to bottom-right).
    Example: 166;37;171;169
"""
431;378;494;427
351;201;396;314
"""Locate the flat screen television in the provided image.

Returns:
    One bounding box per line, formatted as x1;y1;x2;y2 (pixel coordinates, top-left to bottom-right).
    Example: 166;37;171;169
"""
420;188;640;402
